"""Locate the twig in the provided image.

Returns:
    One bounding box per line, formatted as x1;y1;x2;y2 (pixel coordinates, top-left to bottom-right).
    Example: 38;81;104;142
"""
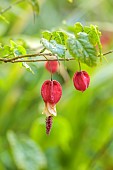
103;50;113;56
0;52;53;62
0;0;25;15
0;58;74;63
13;58;73;63
0;50;113;64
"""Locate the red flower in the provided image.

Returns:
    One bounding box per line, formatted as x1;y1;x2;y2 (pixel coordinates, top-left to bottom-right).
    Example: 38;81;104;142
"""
45;61;58;73
41;80;62;134
41;80;62;105
73;71;90;92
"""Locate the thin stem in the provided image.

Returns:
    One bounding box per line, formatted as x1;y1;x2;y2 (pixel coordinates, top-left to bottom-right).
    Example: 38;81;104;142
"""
43;55;53;80
48;61;53;81
0;0;25;15
50;71;53;81
103;50;113;56
78;61;81;71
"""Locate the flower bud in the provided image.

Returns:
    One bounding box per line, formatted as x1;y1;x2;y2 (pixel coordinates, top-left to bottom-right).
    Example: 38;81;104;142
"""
73;71;90;92
45;61;58;73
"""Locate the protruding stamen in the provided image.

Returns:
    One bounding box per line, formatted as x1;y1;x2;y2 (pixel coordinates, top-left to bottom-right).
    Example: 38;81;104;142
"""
46;116;53;135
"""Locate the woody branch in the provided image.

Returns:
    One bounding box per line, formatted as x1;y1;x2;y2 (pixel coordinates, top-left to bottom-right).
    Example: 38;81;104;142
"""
0;50;113;63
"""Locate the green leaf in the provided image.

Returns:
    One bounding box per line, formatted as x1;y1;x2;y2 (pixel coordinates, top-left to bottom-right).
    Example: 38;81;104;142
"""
89;25;102;55
52;31;68;45
29;0;39;14
0;45;13;58
87;27;98;46
74;22;83;35
4;45;10;53
41;38;66;57
58;31;68;45
88;25;101;46
84;25;102;55
14;45;26;56
1;45;11;57
42;31;68;45
10;40;17;49
84;26;90;34
22;62;34;74
7;131;47;170
70;23;102;57
42;31;52;40
67;32;97;67
52;31;62;44
10;40;26;56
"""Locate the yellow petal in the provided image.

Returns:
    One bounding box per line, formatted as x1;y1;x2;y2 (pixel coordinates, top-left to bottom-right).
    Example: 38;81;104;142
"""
42;102;57;117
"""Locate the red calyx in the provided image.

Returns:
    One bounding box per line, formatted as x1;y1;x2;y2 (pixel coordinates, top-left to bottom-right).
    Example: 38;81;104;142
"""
41;80;62;104
45;61;58;73
73;71;90;92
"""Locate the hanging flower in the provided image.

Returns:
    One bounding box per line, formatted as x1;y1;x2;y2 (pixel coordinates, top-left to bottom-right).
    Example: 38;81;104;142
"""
73;71;90;92
41;80;62;134
45;61;58;73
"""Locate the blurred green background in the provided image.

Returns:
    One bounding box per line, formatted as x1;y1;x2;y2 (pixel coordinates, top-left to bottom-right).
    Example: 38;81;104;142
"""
0;0;113;170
